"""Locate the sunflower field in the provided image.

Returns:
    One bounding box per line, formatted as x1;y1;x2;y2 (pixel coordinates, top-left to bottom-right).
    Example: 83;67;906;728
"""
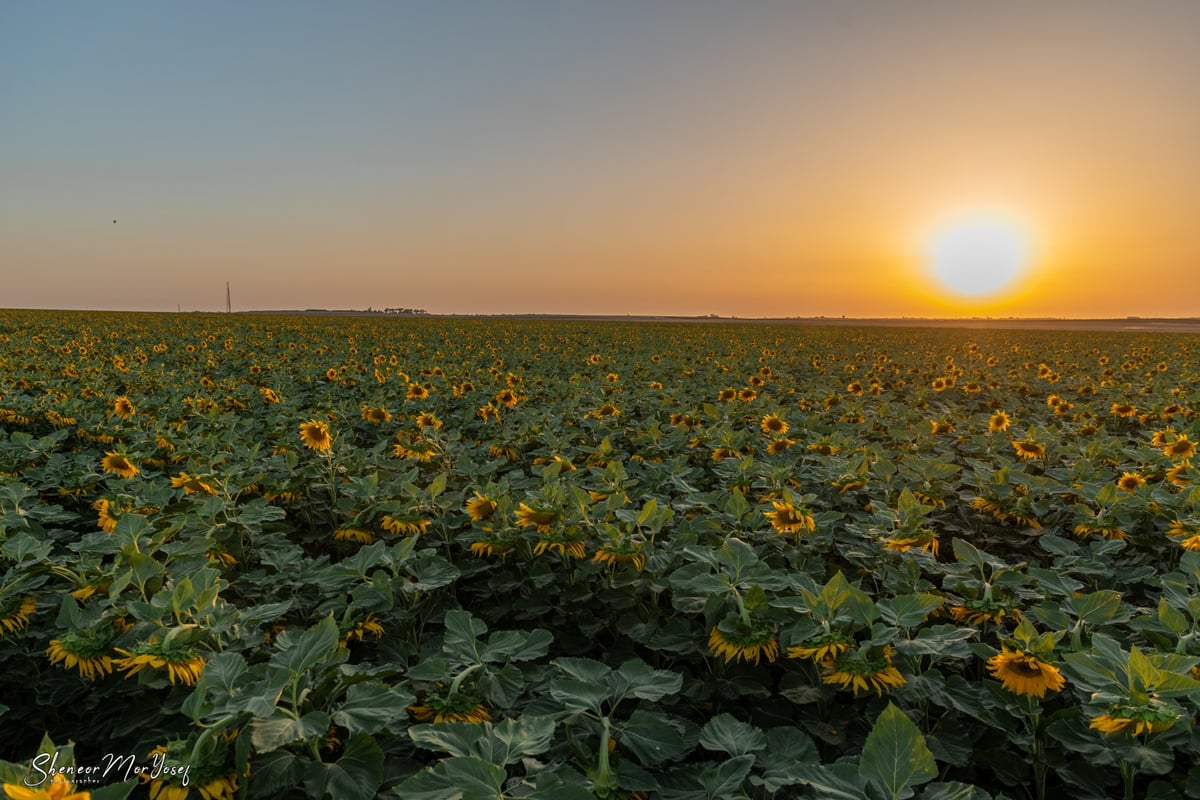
2;309;1200;800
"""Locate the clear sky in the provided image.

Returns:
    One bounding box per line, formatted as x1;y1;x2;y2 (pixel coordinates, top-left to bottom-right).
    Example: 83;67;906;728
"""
3;1;1199;317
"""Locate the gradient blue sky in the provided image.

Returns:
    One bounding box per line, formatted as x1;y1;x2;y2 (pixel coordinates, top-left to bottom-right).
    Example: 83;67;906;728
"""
3;1;1199;316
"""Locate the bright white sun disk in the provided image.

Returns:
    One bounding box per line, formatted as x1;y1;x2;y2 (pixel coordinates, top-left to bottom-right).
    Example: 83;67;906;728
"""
927;215;1031;298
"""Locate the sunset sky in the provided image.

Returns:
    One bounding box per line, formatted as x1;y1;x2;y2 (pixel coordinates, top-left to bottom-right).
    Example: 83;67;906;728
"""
3;2;1199;317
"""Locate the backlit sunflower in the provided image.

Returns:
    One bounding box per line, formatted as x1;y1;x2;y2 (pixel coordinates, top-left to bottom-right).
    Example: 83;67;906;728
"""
298;420;332;451
987;648;1064;698
708;617;779;665
114;640;206;685
101;451;139;479
3;773;91;800
0;596;36;635
112;395;135;419
1117;472;1146;492
988;411;1011;433
1012;440;1045;459
820;645;906;696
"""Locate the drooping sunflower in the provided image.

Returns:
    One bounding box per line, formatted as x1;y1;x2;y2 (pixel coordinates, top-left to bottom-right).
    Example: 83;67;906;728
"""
333;528;375;544
3;773;91;800
820;645;906;696
592;541;646;571
380;515;430;536
765;438;795;455
170;472;218;495
987;647;1065;698
1110;402;1138;418
930;420;955;435
1011;440;1045;460
465;494;498;521
988;411;1011;433
47;629;116;680
949;599;1022;626
708;617;779;665
298;420;332;452
1089;703;1179;737
532;532;587;559
408;688;491;724
764;501;816;535
470;534;517;559
786;630;853;662
100;451;140;479
114;640;206;686
141;742;238;800
0;596;36;635
112;395;136;419
1116;472;1146;492
340;614;385;645
1166;461;1193;487
514;502;556;533
884;529;940;556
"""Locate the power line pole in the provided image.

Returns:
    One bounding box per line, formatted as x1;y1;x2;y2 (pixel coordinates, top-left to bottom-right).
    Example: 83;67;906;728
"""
226;282;231;314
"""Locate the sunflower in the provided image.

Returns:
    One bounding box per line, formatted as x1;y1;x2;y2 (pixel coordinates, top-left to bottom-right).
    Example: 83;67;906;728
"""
988;411;1011;433
340;614;385;645
494;388;518;407
258;387;281;404
114;641;206;686
820;646;906;696
514;502;556;532
298;420;332;451
930;420;955;434
47;632;115;681
1090;703;1180;737
717;388;737;402
3;773;91;800
465;494;498;521
408;700;491;724
1109;402;1138;418
764;501;816;535
884;529;939;556
708;618;779;665
1011;440;1045;460
112;395;135;419
380;516;430;536
170;472;218;495
765;438;795;455
470;535;517;559
738;387;758;402
101;451;139;479
407;383;430;401
786;630;852;662
760;414;789;435
1116;472;1146;492
334;528;375;544
1163;435;1196;460
586;403;621;419
477;403;500;422
1073;520;1127;540
948;600;1022;626
532;533;587;559
1166;462;1193;487
361;405;392;424
0;596;36;635
987;648;1064;698
141;742;238;800
593;542;646;571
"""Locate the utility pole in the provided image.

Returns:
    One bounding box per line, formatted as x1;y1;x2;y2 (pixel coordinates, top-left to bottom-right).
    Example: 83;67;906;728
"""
226;282;231;314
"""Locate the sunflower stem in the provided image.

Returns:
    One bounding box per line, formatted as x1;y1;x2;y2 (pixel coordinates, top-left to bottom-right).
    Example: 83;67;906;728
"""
448;662;484;697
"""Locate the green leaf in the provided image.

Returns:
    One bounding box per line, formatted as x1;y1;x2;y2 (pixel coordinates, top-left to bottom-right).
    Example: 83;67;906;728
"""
250;710;332;752
619;709;695;766
748;726;818;792
549;679;610;715
918;782;992;800
698;713;767;757
1069;590;1126;625
794;762;872;799
443;609;488;660
879;594;945;629
395;756;507;800
333;682;415;735
482;628;553;663
859;702;937;800
553;657;612;684
489;715;557;764
271;616;340;675
303;733;384;800
614;659;683;702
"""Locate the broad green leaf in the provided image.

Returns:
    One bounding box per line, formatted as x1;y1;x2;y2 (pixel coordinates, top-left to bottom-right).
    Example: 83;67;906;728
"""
442;609;488;660
250;710;332;752
271;616;340;674
698;713;767;757
794;762;871;799
302;733;384;800
549;679;610;715
859;703;937;800
1069;590;1126;625
394;756;507;800
879;593;945;629
619;709;695;766
482;628;553;662
333;682;415;735
748;726;819;792
614;659;683;702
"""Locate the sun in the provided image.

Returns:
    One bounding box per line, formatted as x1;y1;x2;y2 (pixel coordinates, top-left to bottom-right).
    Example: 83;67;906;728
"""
925;212;1032;299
